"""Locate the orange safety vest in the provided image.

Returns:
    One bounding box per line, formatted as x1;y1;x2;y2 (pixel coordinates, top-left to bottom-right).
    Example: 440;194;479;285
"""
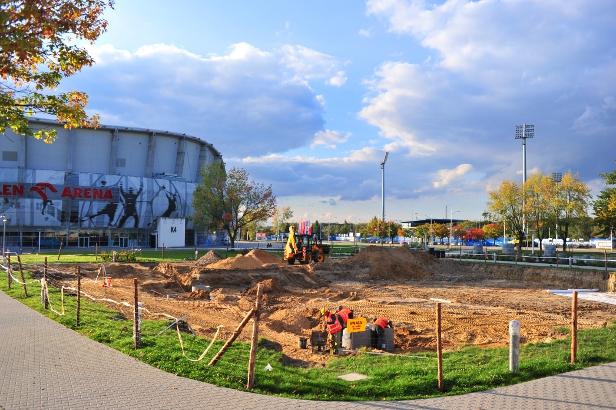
325;313;343;334
336;308;353;325
374;317;389;330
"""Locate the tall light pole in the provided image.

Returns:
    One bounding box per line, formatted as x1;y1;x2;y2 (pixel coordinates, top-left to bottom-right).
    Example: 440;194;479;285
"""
515;124;534;237
1;215;7;266
380;152;389;243
449;210;460;250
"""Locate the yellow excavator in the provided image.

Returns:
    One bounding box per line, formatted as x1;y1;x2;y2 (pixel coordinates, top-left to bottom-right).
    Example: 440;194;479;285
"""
284;229;330;265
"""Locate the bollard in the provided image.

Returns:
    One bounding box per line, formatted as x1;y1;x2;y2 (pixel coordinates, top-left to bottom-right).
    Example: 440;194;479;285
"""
493;253;497;263
569;256;572;268
509;320;520;372
195;250;198;260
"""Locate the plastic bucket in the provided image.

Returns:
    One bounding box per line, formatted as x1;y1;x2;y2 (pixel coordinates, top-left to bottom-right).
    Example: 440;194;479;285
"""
298;337;307;349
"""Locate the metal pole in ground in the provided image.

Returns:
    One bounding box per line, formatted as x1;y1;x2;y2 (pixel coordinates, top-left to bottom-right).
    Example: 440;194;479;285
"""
436;302;443;391
133;278;140;349
76;266;81;327
571;290;578;363
509;320;520;371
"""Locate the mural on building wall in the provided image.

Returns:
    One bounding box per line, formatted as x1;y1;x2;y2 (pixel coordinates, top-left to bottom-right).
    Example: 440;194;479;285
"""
0;169;193;229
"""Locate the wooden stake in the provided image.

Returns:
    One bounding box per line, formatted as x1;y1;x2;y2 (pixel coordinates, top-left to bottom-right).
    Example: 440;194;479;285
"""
57;242;63;261
76;266;81;327
208;308;256;366
246;283;263;389
571;290;578;364
436;302;443;392
17;255;27;297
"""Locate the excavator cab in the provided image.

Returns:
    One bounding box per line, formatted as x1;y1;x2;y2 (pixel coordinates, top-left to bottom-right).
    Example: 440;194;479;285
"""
285;234;330;265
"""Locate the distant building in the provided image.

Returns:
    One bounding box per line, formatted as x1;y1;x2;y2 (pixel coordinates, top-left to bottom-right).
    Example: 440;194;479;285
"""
0;118;222;249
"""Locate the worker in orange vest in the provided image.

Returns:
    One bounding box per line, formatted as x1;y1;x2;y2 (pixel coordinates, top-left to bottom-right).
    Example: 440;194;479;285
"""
336;306;354;328
321;308;343;354
372;317;392;350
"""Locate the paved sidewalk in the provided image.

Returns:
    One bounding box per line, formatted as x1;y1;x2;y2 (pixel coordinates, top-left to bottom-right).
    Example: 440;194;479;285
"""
1;290;615;410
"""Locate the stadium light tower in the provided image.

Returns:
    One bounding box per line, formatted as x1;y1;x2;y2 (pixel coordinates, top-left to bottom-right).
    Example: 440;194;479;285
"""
515;124;534;237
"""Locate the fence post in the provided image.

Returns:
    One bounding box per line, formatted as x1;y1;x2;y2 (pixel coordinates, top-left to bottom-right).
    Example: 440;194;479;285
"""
571;290;578;364
76;266;81;327
436;302;443;392
493;252;497;263
246;283;263;389
133;278;140;349
605;250;608;271
569;256;572;268
556;250;559;268
17;255;27;297
509;320;520;371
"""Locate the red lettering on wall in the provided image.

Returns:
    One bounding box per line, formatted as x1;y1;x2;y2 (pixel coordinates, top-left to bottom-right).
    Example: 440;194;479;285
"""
93;189;103;199
13;185;23;196
83;188;91;198
2;185;10;195
103;189;113;199
61;187;72;198
73;188;83;198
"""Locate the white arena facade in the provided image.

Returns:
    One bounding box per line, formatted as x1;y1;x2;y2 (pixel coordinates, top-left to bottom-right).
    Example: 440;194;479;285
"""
0;118;222;250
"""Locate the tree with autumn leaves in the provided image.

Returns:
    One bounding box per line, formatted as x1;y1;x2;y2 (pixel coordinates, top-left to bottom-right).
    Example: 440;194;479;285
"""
0;0;113;142
191;162;277;248
487;170;591;251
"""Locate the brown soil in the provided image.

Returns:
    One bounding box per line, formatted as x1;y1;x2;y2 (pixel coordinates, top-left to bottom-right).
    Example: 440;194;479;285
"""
44;246;616;367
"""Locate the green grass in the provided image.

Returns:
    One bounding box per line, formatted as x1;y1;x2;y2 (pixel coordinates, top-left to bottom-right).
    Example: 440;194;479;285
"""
3;260;616;401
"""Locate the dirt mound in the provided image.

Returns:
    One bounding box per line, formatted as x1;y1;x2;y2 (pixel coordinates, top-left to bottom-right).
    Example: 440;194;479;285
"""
195;250;223;266
318;246;434;281
180;289;211;300
206;253;265;270
246;278;287;296
246;249;283;264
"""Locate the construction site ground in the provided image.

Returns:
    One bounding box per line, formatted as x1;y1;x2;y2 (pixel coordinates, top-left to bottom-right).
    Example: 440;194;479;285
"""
47;246;616;367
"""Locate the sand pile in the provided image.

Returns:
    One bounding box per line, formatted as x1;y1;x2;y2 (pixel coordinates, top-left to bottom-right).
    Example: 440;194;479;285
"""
180;288;210;300
336;246;435;280
196;250;223;266
205;249;283;270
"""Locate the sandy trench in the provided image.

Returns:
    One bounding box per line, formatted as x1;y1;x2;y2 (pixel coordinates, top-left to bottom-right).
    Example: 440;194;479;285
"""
43;247;616;366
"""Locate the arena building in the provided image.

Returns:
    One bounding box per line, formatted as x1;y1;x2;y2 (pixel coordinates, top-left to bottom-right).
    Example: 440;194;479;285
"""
0;118;222;251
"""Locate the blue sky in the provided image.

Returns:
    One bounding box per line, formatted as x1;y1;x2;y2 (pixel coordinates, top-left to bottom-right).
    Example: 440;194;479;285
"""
60;0;616;225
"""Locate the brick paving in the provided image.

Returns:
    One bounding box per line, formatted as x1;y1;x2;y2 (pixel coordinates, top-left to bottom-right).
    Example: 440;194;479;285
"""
1;290;615;409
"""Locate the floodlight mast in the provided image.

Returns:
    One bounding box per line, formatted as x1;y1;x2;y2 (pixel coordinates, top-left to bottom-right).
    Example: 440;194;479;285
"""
515;124;534;237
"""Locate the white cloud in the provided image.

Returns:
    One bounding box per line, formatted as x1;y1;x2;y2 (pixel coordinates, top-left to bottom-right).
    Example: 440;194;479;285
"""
327;71;347;86
432;164;473;188
358;28;372;37
66;42;351;157
311;130;351;148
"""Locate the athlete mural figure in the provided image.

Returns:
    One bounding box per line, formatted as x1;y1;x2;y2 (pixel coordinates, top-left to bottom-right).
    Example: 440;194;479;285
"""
162;190;178;217
81;202;119;227
117;183;143;228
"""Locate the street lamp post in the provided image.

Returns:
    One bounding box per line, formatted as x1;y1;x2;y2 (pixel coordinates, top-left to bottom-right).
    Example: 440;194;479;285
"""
425;215;433;247
1;215;7;266
515;124;534;237
449;210;460;250
380;152;389;244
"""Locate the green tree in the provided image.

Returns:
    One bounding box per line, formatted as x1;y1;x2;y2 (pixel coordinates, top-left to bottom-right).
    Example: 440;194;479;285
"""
483;223;503;244
192;162;276;248
486;179;525;251
414;223;431;246
525;172;554;251
341;220;350;235
551;171;591;251
432;223;449;244
593;162;616;239
272;206;293;238
0;0;114;142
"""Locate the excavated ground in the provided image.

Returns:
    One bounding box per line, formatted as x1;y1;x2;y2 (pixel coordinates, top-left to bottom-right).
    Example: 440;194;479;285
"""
44;247;616;367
